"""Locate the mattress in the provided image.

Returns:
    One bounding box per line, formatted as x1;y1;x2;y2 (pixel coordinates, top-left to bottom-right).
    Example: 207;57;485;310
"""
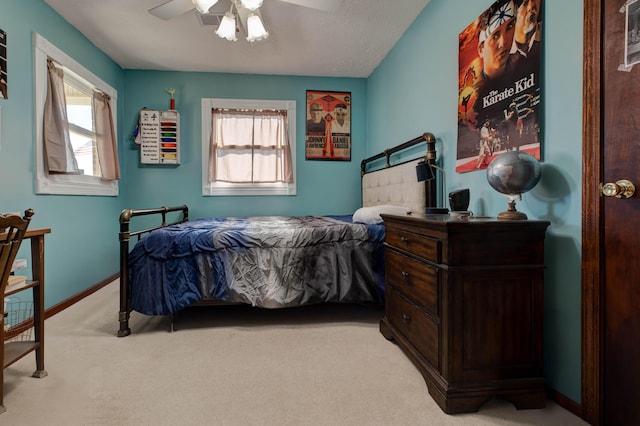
128;215;386;315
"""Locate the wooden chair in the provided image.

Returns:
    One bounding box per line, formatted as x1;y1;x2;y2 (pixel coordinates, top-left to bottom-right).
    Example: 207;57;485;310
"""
0;209;34;414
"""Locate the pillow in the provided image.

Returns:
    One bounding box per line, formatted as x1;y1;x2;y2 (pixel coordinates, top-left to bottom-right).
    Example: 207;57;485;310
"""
352;205;411;224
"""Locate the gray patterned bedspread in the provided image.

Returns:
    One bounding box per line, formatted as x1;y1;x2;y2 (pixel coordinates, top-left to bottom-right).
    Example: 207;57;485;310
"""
128;215;386;315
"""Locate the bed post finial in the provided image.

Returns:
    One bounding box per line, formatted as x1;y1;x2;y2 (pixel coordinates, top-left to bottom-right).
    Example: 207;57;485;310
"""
119;208;133;224
422;132;435;142
423;132;437;162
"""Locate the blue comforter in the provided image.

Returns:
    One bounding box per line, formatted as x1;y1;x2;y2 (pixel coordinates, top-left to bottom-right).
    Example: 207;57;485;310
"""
128;215;385;315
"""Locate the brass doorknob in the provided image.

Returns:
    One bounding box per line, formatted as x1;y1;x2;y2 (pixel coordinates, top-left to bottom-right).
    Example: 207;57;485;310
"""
601;179;636;198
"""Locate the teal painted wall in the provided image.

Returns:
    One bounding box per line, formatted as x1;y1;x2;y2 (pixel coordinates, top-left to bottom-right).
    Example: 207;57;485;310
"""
366;0;583;403
1;0;584;404
122;71;367;219
0;0;125;306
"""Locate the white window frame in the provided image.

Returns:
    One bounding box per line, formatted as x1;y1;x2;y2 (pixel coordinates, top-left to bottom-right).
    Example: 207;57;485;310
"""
201;98;296;196
33;33;118;196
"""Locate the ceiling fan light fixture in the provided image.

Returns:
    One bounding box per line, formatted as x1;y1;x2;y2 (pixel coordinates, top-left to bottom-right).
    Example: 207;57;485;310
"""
192;0;219;14
246;13;269;42
216;12;238;41
240;0;263;11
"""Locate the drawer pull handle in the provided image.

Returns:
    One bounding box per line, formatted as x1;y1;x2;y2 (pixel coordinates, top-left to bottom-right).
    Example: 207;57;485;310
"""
400;236;409;244
402;314;411;324
401;271;410;280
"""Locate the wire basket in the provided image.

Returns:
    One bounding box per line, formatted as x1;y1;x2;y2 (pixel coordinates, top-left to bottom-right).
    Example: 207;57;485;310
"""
3;297;34;342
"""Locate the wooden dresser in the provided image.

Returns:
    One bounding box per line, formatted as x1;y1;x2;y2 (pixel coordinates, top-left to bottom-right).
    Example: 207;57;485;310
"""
379;213;549;414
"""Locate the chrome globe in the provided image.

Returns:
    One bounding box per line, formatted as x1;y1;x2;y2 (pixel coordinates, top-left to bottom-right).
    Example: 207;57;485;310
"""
486;151;541;219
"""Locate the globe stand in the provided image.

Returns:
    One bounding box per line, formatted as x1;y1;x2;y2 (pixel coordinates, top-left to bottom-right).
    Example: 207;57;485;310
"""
498;198;528;220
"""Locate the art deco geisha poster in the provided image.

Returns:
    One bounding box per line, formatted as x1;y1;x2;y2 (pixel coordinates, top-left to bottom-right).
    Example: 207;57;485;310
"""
456;0;542;173
305;90;351;161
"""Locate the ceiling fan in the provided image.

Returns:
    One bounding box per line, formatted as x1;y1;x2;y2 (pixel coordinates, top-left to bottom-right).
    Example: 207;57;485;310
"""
148;0;343;21
149;0;342;42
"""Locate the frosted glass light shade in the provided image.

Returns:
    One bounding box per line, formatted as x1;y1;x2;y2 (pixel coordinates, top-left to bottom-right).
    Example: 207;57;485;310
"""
240;0;263;11
246;14;269;42
192;0;219;13
216;12;238;41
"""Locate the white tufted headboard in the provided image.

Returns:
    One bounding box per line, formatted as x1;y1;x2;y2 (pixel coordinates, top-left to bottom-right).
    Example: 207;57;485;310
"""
361;158;426;214
359;133;437;214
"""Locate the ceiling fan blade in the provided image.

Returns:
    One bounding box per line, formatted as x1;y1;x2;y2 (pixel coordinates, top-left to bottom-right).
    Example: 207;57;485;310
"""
279;0;344;13
148;0;195;20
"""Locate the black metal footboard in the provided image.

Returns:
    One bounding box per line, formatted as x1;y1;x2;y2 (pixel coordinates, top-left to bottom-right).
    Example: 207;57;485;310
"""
118;205;189;337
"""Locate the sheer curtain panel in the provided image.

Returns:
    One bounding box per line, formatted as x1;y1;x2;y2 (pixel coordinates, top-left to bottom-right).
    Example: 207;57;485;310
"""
209;109;293;184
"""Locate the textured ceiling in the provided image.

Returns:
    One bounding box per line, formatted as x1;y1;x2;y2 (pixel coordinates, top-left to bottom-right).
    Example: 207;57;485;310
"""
43;0;431;78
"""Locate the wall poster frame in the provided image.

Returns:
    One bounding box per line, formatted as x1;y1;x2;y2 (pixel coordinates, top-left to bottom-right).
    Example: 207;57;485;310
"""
305;90;351;161
625;0;640;67
456;0;543;173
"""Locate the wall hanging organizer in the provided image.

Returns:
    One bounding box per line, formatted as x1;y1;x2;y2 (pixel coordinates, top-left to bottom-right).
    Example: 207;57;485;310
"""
136;108;180;165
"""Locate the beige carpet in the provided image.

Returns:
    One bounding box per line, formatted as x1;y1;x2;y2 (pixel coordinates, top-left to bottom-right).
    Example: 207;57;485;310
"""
2;281;587;425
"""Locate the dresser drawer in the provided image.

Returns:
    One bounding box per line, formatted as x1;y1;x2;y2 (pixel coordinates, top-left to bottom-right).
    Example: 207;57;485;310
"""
386;249;439;316
386;287;439;369
385;226;441;263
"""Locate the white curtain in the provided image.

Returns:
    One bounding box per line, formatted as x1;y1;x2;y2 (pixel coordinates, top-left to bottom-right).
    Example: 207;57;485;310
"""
209;109;293;183
43;58;79;174
43;58;120;180
93;91;120;181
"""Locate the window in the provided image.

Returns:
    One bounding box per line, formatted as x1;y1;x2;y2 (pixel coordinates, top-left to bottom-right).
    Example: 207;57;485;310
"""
202;98;296;196
65;77;100;177
34;33;119;196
